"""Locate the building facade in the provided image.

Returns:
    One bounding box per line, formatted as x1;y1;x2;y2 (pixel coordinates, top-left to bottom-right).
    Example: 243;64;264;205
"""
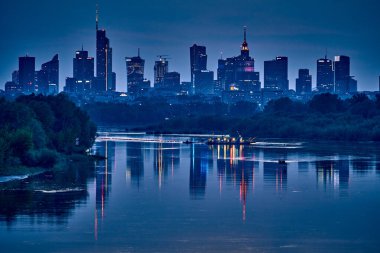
264;57;288;91
296;69;312;94
317;57;334;93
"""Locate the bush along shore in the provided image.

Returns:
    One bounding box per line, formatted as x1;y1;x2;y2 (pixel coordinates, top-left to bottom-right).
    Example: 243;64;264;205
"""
0;94;97;175
130;93;380;142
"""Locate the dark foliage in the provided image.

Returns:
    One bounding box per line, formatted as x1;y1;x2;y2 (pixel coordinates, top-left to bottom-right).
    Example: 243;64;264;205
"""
0;94;97;169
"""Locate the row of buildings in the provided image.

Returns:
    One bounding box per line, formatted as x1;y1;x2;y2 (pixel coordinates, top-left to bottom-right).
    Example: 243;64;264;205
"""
2;7;375;106
4;54;59;95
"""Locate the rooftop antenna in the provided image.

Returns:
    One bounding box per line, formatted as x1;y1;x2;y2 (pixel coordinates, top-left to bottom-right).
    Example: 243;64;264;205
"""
243;26;247;42
138;48;140;57
325;48;328;59
82;44;84;51
220;51;223;60
96;2;99;31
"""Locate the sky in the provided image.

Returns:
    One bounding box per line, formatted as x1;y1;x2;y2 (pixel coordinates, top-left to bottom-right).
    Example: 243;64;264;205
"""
0;0;380;92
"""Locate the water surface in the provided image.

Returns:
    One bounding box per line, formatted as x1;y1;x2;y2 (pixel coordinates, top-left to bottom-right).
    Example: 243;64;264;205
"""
1;134;380;252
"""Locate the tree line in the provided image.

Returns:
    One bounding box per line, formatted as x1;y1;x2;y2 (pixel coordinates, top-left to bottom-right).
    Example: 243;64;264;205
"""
0;94;97;170
84;93;380;141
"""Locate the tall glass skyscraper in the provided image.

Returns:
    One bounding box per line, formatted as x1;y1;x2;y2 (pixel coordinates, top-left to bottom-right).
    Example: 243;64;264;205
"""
96;5;115;92
190;44;207;84
18;55;36;93
126;50;145;94
264;56;288;91
317;57;334;92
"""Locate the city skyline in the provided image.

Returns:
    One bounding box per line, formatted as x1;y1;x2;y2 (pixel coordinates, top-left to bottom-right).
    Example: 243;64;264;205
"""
1;0;380;91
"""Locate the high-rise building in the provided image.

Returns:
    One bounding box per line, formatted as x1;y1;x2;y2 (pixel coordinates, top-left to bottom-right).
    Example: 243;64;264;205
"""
190;44;207;84
264;57;289;91
96;5;115;92
317;57;334;92
216;58;227;94
334;55;350;93
37;54;59;95
154;57;169;88
217;27;260;92
296;69;312;94
126;50;145;94
74;48;94;92
19;55;36;93
194;70;214;95
74;49;94;81
64;48;94;93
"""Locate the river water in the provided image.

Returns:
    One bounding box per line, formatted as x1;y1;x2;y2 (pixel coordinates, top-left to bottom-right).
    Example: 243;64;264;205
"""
1;133;380;252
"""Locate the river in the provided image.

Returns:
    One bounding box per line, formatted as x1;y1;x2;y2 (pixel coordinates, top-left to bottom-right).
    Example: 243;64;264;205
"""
1;133;380;252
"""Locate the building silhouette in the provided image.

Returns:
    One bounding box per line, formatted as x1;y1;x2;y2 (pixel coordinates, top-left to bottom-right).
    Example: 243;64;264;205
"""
126;49;146;94
296;69;312;94
264;56;289;91
317;57;334;92
190;44;207;84
95;5;115;92
154;57;169;88
163;71;180;91
65;48;94;93
36;54;59;95
217;27;260;92
194;70;214;95
334;55;350;93
19;55;36;93
334;55;357;93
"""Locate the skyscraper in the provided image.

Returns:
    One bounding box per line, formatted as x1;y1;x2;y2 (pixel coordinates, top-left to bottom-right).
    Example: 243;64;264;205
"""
334;55;350;93
154;57;169;88
296;69;312;94
216;58;227;94
96;5;115;92
74;49;94;82
194;70;214;95
64;48;94;93
74;48;94;92
19;55;35;93
217;27;259;92
317;57;334;92
37;54;59;95
264;57;289;91
126;49;145;94
190;44;207;84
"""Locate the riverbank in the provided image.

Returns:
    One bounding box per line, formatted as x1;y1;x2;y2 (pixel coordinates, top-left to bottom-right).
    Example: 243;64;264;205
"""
0;94;97;172
84;93;380;142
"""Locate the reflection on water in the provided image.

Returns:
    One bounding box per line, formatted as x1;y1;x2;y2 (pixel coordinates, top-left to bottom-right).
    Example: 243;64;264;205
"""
0;157;95;226
1;136;380;252
316;160;349;191
94;140;114;240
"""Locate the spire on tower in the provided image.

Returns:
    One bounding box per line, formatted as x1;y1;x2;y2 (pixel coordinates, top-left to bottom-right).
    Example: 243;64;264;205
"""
241;26;249;53
96;3;99;31
244;26;247;42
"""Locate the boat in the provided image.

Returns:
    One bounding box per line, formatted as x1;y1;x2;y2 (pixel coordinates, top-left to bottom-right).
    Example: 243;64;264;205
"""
183;139;194;144
206;136;255;146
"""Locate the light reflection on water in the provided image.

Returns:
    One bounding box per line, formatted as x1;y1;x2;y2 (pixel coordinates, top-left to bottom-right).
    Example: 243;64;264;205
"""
1;135;380;252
